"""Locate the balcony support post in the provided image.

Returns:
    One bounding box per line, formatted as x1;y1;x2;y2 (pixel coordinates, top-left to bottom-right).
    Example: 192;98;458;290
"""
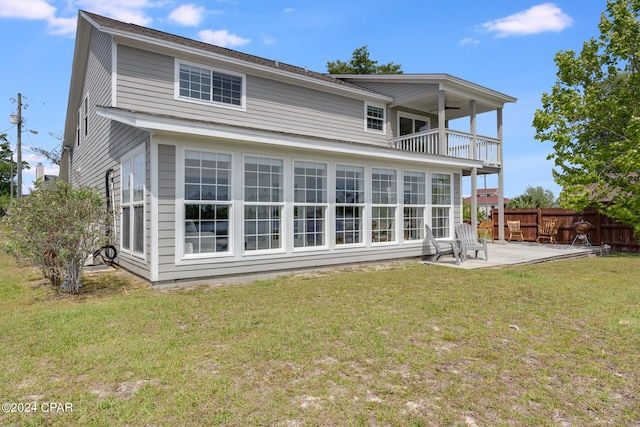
438;89;446;155
497;107;505;241
469;100;478;226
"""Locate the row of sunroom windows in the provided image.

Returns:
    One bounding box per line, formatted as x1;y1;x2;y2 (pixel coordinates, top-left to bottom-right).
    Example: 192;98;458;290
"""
181;150;453;256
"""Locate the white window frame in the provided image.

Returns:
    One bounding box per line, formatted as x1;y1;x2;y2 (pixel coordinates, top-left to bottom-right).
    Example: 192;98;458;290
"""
243;155;285;254
293;160;328;250
84;95;89;137
431;172;453;239
76;109;81;147
403;170;426;242
120;146;146;258
364;102;386;134
182;150;233;258
175;59;246;111
398;112;431;136
335;164;366;246
371;167;398;244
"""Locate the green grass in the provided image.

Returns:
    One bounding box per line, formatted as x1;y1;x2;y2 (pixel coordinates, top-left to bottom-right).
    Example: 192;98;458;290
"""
1;251;639;426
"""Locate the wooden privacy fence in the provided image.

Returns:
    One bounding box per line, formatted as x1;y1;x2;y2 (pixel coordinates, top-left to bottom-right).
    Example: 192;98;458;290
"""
490;208;639;253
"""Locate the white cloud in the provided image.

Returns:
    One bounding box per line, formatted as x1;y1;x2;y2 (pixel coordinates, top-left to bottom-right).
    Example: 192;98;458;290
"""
75;0;154;26
46;15;77;35
0;0;77;35
481;3;573;37
283;7;295;13
460;37;480;46
262;35;276;45
0;0;56;19
168;4;206;26
198;29;250;47
0;0;160;35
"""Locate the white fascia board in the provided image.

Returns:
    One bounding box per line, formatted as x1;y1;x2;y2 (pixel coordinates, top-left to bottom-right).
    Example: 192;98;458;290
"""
97;107;482;169
339;74;516;105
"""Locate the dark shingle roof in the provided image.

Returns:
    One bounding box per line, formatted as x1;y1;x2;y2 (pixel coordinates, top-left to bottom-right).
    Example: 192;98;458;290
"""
81;10;383;96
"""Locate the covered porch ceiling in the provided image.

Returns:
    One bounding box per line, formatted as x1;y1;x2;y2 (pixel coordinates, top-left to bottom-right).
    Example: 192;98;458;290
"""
394;89;502;121
337;74;517;121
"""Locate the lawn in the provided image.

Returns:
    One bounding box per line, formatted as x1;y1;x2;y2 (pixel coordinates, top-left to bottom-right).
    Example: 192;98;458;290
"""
1;251;639;426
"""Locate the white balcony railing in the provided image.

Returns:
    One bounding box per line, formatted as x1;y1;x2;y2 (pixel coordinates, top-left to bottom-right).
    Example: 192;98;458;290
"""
389;129;501;165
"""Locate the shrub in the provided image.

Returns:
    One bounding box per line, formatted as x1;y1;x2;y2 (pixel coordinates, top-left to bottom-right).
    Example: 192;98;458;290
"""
1;181;107;293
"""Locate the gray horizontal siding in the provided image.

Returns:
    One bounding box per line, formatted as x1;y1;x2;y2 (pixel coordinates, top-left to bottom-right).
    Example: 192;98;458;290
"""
155;246;431;285
108;125;151;280
157;143;177;278
115;44;389;146
72;27;113;191
70;30;153;280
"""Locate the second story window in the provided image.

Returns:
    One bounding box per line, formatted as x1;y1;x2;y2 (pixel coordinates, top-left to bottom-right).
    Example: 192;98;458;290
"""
365;103;385;133
177;61;245;109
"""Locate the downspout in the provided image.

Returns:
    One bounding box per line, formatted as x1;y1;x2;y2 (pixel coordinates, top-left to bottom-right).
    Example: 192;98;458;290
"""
62;146;72;183
105;168;115;240
99;168;118;266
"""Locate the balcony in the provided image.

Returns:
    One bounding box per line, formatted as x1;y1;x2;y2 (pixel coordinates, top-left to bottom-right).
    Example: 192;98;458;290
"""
389;129;501;166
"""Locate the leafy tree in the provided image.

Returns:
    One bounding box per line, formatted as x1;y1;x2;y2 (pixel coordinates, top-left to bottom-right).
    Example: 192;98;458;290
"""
0;134;16;199
2;181;107;293
327;46;403;74
508;186;556;208
533;0;640;238
0;134;29;215
463;200;487;222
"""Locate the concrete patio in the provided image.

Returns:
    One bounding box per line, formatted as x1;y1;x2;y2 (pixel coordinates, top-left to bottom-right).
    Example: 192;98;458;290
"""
423;241;608;269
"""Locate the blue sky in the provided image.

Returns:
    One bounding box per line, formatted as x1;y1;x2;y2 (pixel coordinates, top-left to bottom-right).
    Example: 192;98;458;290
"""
1;0;608;198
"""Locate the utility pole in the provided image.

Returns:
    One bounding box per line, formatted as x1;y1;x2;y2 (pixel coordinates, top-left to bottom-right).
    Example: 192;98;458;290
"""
16;93;22;198
10;153;13;199
10;93;38;196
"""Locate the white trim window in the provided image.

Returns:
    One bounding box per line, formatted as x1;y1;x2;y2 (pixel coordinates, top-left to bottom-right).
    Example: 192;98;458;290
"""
184;150;231;255
371;168;397;243
398;112;430;136
76;94;89;147
335;164;364;245
293;161;327;248
176;60;246;110
244;156;284;251
84;95;89;137
365;102;386;133
403;171;426;241
121;149;145;256
431;173;452;238
76;110;81;147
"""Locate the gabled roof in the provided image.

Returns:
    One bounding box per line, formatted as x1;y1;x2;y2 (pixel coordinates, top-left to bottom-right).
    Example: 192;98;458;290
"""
63;9;392;170
80;10;389;99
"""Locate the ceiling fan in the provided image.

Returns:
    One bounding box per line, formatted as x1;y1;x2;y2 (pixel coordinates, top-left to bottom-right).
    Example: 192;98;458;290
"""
429;104;461;113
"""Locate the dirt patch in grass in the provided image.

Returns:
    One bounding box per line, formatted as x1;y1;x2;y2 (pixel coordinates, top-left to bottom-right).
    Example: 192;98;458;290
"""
90;379;161;399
